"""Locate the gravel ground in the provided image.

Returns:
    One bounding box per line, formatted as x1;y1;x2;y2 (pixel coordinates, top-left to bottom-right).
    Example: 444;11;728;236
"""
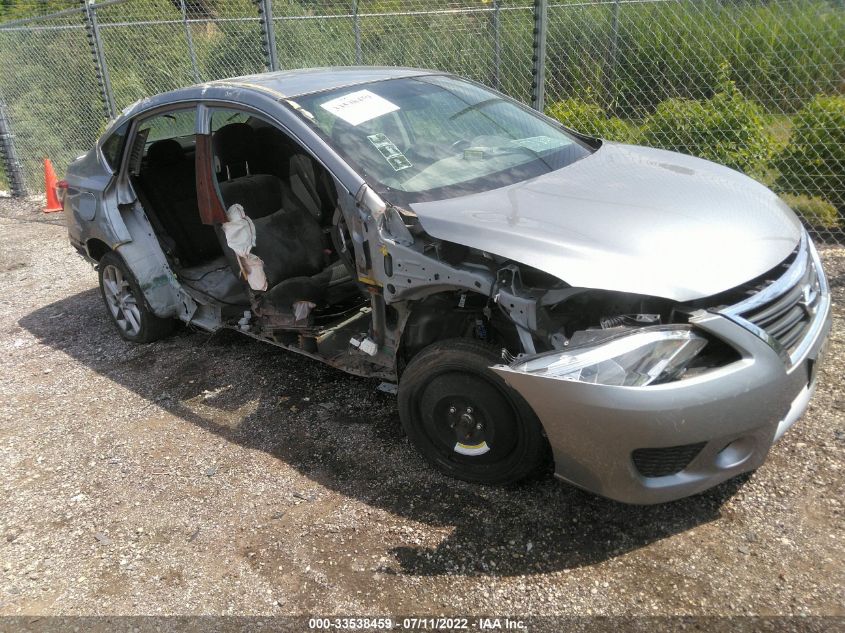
0;197;843;618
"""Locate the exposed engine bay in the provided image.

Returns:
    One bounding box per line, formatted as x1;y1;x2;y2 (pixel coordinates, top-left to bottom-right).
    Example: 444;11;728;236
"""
308;186;743;385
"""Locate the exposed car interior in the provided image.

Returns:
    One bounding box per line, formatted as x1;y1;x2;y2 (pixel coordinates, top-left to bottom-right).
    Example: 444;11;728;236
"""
131;108;364;344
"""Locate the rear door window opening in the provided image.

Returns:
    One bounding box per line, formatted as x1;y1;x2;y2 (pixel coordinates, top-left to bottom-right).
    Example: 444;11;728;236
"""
128;106;218;271
100;121;130;171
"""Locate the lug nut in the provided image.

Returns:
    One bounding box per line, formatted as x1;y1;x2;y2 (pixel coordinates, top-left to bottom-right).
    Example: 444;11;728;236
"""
476;423;483;430
449;406;456;414
466;407;473;414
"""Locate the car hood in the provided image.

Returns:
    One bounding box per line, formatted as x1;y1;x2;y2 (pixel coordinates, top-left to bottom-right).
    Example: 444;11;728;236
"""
409;142;802;302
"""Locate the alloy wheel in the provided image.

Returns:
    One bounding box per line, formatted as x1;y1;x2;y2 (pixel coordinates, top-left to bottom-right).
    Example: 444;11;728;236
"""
101;264;142;337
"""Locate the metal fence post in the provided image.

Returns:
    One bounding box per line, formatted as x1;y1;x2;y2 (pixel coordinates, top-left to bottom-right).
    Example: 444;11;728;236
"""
0;96;26;197
603;0;621;112
180;0;201;82
257;0;279;71
352;0;362;65
491;0;501;91
531;0;547;111
81;0;116;119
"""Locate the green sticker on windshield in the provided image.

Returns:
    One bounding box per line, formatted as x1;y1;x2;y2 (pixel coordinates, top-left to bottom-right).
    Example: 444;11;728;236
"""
367;133;412;172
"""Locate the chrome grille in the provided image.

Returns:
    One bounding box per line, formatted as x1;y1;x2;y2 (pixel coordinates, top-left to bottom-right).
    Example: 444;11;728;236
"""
742;252;820;355
720;233;828;366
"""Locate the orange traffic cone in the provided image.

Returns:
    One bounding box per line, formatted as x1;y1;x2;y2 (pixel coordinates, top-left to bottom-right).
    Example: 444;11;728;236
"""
43;158;63;213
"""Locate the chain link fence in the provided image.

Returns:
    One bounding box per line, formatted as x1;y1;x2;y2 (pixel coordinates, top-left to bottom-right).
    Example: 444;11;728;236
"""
0;5;105;196
542;0;845;243
0;0;843;243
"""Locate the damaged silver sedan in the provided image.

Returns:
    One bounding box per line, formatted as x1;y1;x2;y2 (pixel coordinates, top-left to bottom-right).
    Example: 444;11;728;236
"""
62;67;832;504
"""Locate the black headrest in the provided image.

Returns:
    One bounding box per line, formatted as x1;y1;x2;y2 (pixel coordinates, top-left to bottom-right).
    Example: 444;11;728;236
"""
213;123;254;170
146;139;184;166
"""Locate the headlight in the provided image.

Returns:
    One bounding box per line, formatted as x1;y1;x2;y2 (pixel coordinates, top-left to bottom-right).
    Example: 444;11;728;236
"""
513;328;707;387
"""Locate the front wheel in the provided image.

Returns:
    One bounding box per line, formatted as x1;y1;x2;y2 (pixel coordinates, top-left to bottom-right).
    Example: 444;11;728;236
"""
98;251;174;343
398;338;550;485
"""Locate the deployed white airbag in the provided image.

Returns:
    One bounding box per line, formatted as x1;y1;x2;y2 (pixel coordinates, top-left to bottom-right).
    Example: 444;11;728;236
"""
221;204;268;291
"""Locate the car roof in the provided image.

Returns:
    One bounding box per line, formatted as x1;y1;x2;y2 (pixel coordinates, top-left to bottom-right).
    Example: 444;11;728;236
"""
209;66;440;98
111;66;443;130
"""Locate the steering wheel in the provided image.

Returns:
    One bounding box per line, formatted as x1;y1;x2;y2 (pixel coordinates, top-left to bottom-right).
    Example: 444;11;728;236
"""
449;138;471;153
331;207;356;275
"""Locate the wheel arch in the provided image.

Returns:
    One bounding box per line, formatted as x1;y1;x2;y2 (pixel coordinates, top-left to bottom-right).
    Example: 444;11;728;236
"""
86;238;112;262
399;291;483;367
397;290;520;370
98;250;176;342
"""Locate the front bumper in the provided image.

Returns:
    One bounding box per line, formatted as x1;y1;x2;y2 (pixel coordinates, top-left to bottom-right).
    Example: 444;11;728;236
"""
494;246;832;505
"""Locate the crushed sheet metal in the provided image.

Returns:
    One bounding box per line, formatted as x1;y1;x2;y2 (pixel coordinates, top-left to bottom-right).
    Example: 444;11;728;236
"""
140;274;170;293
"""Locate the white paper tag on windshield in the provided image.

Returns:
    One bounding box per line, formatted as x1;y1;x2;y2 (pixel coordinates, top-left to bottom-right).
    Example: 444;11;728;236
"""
320;89;399;126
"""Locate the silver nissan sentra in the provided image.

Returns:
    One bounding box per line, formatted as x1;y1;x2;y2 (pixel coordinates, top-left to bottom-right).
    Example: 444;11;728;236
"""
61;67;832;503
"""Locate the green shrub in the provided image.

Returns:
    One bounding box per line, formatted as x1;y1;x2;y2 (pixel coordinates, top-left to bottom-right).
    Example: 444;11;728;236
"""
725;1;845;113
543;1;845;118
773;95;845;212
639;70;773;176
545;98;636;143
780;194;841;229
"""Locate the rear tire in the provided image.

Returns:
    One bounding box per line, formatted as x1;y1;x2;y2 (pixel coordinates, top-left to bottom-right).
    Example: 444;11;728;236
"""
98;251;174;343
398;338;550;485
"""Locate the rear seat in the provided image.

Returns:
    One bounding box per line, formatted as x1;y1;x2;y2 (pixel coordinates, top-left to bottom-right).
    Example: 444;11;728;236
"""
138;139;222;265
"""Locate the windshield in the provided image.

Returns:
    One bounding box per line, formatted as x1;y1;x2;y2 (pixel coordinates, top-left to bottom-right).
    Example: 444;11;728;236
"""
292;75;593;204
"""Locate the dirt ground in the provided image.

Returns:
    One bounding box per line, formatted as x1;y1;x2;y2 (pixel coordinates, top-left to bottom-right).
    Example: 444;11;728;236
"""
0;197;843;618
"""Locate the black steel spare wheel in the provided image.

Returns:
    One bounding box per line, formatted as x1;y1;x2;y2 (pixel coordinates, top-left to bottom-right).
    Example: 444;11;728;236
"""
398;338;550;484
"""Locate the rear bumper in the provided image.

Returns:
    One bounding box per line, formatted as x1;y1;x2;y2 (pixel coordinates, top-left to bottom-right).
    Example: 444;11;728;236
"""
494;290;832;505
69;236;95;263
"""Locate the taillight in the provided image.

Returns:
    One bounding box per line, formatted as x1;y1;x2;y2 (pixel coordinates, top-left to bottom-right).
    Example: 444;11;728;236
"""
56;179;68;202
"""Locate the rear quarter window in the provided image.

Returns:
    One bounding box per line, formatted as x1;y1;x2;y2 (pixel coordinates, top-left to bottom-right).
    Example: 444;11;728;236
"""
101;121;130;171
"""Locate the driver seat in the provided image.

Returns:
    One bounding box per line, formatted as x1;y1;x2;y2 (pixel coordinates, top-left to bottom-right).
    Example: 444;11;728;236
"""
211;123;352;319
249;204;351;318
